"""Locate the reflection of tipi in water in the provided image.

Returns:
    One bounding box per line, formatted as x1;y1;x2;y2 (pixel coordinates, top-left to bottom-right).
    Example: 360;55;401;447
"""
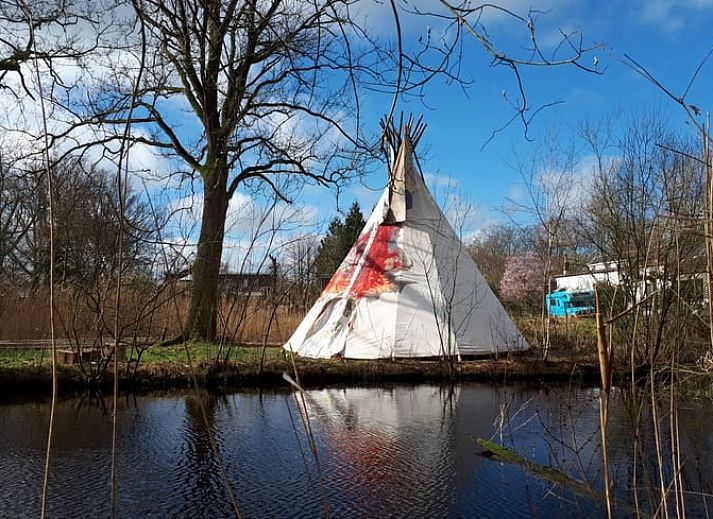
305;385;498;517
303;384;627;517
285;118;528;359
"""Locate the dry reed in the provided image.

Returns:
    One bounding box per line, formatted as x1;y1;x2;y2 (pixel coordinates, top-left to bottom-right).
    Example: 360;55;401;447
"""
0;289;304;345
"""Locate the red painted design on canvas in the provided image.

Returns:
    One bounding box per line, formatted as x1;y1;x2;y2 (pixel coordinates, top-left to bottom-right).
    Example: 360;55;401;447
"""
324;225;406;297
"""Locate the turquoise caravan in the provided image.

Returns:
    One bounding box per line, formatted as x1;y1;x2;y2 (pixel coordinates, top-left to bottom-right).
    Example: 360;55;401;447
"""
546;290;595;318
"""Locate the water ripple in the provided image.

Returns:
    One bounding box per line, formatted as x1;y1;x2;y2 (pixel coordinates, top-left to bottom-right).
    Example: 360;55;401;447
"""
1;384;712;518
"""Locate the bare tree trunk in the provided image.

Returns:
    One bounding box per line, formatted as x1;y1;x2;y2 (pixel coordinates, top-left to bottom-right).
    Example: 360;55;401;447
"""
704;118;713;351
186;178;228;341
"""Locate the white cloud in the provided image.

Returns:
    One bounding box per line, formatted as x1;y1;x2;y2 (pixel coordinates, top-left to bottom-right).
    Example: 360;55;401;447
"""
346;183;384;217
503;152;619;226
166;190;257;236
0;56;174;185
163;187;323;273
461;207;502;243
424;172;459;191
633;0;713;32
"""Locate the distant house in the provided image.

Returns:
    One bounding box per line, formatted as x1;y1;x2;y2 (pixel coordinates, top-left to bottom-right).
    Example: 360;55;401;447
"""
216;272;274;296
551;260;621;293
550;257;708;312
168;271;275;296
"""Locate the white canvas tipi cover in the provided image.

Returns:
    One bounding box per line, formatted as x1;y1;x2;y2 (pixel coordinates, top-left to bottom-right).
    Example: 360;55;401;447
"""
285;131;528;359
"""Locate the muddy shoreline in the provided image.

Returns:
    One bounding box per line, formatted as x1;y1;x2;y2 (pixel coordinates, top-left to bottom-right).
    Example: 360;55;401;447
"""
0;354;607;397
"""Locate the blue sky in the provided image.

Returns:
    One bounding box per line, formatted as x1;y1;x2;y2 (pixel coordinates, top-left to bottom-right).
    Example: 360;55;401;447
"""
9;0;713;272
315;0;713;238
123;0;713;271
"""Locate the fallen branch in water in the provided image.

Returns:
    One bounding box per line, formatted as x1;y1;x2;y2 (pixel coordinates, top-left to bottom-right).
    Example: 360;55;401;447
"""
476;438;645;517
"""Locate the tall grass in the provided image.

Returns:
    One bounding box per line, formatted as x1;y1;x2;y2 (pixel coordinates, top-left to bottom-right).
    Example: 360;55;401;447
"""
0;289;304;345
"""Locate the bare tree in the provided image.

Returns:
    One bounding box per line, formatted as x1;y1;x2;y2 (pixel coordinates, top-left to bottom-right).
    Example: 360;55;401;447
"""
577;111;706;363
622;48;713;352
0;145;37;284
6;0;604;345
283;233;320;312
42;0;424;340
432;1;602;144
508;129;581;358
468;223;524;294
0;154;154;288
0;0;100;94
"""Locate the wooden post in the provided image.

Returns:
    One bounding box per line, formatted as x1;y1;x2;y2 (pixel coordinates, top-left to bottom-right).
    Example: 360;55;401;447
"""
594;286;610;393
594;285;613;519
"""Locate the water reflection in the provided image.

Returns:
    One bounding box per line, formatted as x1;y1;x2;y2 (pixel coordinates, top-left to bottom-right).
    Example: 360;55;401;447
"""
0;384;712;518
305;386;463;518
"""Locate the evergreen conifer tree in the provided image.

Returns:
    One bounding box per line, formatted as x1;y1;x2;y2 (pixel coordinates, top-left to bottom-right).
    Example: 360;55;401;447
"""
313;202;365;281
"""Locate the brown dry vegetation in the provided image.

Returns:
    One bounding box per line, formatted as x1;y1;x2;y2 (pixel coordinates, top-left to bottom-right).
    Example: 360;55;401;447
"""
0;288;609;357
0;289;304;344
1;287;601;355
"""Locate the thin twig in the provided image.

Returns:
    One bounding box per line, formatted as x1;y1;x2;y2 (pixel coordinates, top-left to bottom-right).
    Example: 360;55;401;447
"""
21;2;58;516
110;6;147;517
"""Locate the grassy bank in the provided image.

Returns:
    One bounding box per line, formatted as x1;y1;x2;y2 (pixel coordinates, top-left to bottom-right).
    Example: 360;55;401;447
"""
5;315;704;397
0;342;604;396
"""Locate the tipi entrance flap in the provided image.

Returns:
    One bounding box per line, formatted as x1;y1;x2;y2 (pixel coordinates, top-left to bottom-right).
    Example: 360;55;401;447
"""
383;222;450;358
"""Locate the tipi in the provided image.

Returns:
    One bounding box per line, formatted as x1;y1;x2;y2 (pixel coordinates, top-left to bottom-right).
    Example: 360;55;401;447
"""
285;119;528;359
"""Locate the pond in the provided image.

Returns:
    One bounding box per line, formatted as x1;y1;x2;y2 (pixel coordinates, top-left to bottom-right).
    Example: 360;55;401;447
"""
1;382;712;518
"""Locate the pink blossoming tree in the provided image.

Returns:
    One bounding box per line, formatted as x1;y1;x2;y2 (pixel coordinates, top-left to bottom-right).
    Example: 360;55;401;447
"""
499;254;545;307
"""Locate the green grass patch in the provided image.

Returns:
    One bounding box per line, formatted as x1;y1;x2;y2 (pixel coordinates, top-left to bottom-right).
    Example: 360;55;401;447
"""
136;341;286;364
0;349;51;368
0;342;287;369
514;315;598;352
